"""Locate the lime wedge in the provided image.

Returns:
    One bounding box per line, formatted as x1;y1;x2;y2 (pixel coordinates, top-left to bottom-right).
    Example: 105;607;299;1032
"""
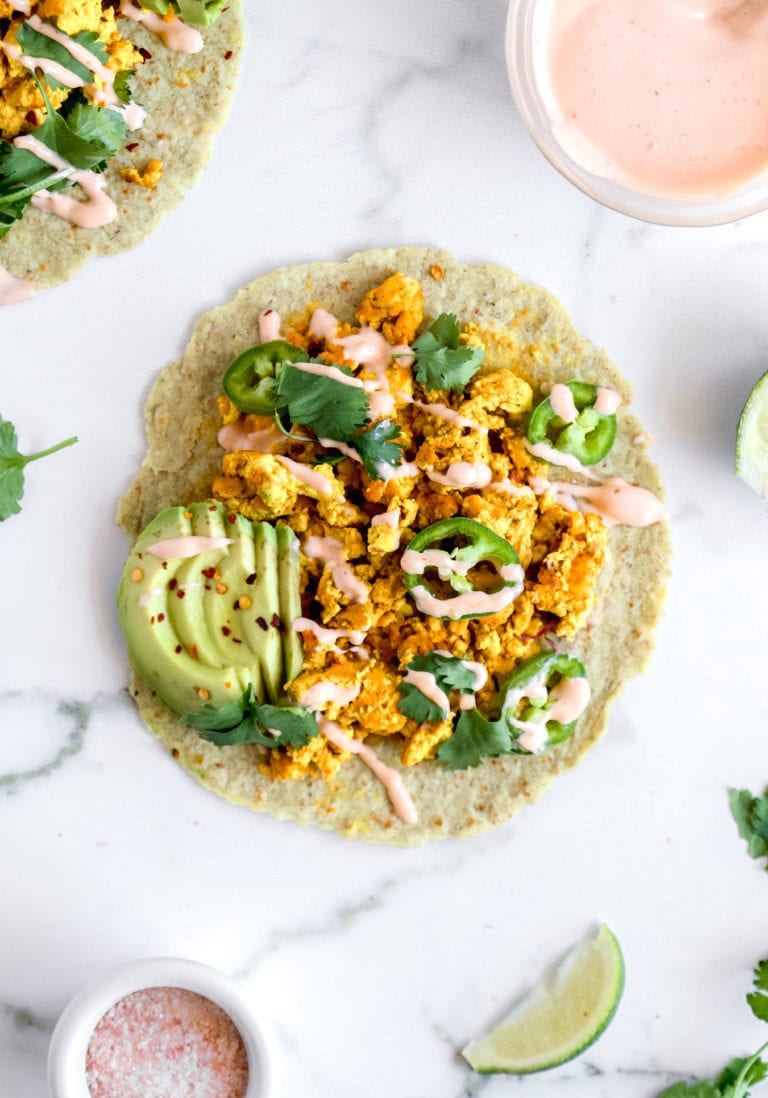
462;924;624;1074
736;369;768;503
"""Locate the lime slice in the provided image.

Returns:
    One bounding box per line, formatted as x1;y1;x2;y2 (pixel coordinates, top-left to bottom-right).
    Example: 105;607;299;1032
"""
462;924;624;1074
736;369;768;502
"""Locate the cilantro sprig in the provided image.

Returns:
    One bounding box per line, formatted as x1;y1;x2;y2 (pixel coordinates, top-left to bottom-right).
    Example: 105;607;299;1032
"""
0;77;127;239
657;962;768;1097
0;417;78;521
731;787;768;869
275;361;370;441
411;313;485;392
397;652;478;723
16;23;108;90
183;686;320;749
137;0;228;27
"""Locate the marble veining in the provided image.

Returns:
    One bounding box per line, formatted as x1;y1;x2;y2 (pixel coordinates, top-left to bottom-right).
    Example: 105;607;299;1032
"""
4;1;768;1096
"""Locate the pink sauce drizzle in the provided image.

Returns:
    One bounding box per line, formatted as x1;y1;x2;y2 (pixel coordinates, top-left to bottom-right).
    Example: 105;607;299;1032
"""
525;439;601;475
2;40;85;88
0;264;36;305
533;476;668;528
298;680;361;709
595;387;622;415
120;0;204;53
258;309;281;342
401;669;450;716
146;536;234;559
407;564;524;621
292;617;367;647
319;717;418;824
549;383;578;423
425;461;493;489
303;535;370;603
15;135;117;228
28;14;116;87
217;422;287;454
545;0;768;196
401;548;473;578
275;454;335;497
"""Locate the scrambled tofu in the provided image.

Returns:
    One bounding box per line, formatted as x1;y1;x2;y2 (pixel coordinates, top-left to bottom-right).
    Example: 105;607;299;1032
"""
0;1;144;139
211;272;609;779
120;158;163;189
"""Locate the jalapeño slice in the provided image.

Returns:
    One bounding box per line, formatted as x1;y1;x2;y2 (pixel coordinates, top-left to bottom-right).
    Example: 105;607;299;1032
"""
500;651;589;753
223;340;308;415
527;381;617;466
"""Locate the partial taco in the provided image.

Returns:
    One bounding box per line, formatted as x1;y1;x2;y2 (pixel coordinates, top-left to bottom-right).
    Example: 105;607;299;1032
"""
117;248;670;846
0;0;243;303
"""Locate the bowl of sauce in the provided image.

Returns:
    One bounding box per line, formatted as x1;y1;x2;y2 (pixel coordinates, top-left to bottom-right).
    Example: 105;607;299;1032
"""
47;958;279;1098
506;0;768;225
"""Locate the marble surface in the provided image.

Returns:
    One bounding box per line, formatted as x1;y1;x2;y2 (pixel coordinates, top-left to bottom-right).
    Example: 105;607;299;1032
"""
3;2;768;1096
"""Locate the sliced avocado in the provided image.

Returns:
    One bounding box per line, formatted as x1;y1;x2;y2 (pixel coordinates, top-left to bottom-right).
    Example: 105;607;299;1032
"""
117;505;249;715
248;522;284;703
117;500;306;719
277;524;303;686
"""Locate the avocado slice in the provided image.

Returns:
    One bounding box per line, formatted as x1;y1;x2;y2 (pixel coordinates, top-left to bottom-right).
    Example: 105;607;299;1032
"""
117;505;250;716
117;501;305;720
277;524;303;686
242;522;284;703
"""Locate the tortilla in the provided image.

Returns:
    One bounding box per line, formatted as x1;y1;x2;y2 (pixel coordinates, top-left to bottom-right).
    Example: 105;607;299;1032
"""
0;3;243;295
118;247;670;846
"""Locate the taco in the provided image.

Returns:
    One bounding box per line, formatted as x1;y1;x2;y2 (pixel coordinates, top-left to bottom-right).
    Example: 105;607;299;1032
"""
0;0;243;303
117;247;670;846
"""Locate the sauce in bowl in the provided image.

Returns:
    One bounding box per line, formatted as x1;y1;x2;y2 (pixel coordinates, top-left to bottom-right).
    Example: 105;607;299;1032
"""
544;0;768;198
506;0;768;223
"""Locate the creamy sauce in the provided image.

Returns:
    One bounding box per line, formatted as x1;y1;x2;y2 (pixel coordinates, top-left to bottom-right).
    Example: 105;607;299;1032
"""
595;387;622;416
0;265;36;306
459;658;488;692
2;40;85;88
28;14;116;88
371;509;399;529
401;669;450;716
549;383;578;423
298;681;360;710
259;309;281;342
316;437;363;463
275;454;335;497
396;391;485;432
319;718;418;824
407;567;524;620
401;548;473;579
303;535;370;603
543;0;768;196
425;461;493;489
146;536;234;559
218;422;288;454
120;0;204;53
524;439;602;475
15;135;117;229
484;478;530;496
292;617;367;647
534;476;669;528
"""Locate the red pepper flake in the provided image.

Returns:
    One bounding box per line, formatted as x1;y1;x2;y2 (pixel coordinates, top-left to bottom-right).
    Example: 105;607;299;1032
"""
232;638;242;644
162;561;168;570
189;644;198;660
175;645;182;654
201;567;217;579
208;504;217;511
221;626;231;637
125;142;139;152
138;47;152;60
245;573;256;585
224;49;233;59
228;513;236;524
270;613;283;632
171;748;180;758
341;280;350;290
150;616;155;625
158;613;165;623
176;589;186;599
168;578;178;591
255;617;268;631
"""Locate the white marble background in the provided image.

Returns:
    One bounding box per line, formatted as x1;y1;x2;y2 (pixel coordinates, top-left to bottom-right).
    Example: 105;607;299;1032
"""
3;2;768;1096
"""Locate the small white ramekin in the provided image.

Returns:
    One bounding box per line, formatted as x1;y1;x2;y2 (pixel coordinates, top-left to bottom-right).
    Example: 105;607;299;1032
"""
47;957;279;1098
506;0;768;226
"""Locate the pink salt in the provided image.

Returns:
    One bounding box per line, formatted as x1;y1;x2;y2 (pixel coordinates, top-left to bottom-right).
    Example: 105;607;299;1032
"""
85;986;249;1098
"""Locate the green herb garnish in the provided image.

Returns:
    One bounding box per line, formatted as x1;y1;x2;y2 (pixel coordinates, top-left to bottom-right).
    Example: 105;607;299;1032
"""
15;23;108;90
275;361;370;441
411;312;485;392
0;417;78;521
657;962;768;1097
0;78;127;239
436;708;511;770
346;419;404;480
730;787;768;868
397;652;479;724
183;686;320;748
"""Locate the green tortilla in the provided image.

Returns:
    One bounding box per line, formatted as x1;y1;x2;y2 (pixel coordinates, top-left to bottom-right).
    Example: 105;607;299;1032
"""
0;4;243;292
118;247;670;846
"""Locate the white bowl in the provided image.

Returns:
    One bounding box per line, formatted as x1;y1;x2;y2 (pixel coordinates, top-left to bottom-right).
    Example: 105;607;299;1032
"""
47;957;279;1098
505;0;768;227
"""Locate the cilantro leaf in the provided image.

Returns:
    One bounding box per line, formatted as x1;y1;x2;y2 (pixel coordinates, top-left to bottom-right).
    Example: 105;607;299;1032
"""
730;788;768;865
749;963;768;1024
137;0;227;27
113;70;134;105
397;652;479;723
183;687;319;749
436;709;511;770
275;361;370;441
718;1057;768;1096
0;417;78;521
347;419;403;481
657;1084;722;1098
411;312;485;392
16;23;108;90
